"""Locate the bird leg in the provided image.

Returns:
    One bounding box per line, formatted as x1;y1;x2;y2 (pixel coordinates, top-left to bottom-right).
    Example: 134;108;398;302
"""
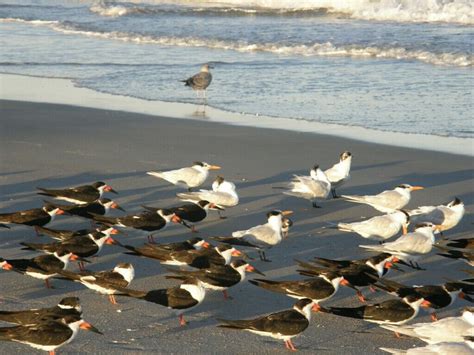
109;295;117;305
45;279;52;289
191;225;199;233
179;314;187;326
258;250;271;262
356;290;367;303
34;225;41;237
430;313;438;322
394;332;400;338
331;188;340;199
49;351;56;355
312;201;321;208
222;290;233;300
369;285;378;293
285;339;297;351
147;234;156;244
217;210;227;219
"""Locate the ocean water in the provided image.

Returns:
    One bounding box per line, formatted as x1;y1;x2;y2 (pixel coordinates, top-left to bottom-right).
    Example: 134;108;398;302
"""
0;0;472;138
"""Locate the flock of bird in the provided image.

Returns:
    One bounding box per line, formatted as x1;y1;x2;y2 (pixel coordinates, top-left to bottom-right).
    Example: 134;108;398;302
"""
0;148;472;354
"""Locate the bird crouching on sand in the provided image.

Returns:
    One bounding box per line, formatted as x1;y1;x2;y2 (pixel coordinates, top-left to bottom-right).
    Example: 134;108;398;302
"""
217;298;318;351
342;184;424;213
37;181;117;205
147;162;220;191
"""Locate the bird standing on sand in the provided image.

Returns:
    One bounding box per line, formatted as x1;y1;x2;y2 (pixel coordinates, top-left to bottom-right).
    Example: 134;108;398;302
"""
181;64;213;103
147;162;221;191
335;210;410;242
37;181;117;205
342;184;424;213
359;222;440;269
324;151;352;198
0;204;65;230
283;165;331;208
218;298;317;351
0;314;102;354
408;197;465;234
212;210;293;262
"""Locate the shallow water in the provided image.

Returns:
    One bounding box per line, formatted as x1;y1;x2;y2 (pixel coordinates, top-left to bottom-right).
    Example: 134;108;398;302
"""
0;1;472;138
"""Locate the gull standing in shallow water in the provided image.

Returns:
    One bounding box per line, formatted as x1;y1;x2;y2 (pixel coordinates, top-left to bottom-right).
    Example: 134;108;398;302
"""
181;63;213;104
283;165;331;208
324;151;352;198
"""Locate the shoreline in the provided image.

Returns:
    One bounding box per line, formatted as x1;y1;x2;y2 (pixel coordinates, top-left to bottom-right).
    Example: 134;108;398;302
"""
1;73;472;157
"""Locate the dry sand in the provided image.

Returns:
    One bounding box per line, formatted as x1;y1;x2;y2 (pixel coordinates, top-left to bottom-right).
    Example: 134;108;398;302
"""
0;100;472;354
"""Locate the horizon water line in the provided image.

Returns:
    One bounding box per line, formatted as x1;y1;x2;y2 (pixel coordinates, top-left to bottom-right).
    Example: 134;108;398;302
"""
0;73;472;157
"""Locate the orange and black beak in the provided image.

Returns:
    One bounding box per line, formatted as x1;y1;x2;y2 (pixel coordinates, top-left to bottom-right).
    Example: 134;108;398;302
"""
105;185;118;194
410;186;424;191
1;262;13;271
171;215;182;224
80;321;103;334
202;241;211;249
105;237;116;245
69;254;79;261
340;279;351;287
110;228;120;235
208;165;221;170
421;300;433;308
56;209;65;215
231;249;242;257
111;203;125;212
281;210;293;216
245;264;265;276
312;303;321;312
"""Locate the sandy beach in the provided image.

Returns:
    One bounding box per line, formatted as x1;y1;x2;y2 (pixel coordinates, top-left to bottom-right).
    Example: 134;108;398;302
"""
0;98;472;354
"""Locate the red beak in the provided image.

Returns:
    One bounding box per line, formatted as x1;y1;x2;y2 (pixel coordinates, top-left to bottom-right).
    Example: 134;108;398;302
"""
69;254;79;261
110;228;119;235
421;300;432;308
202;241;211;248
171;215;182;224
2;262;13;271
56;209;65;215
105;237;115;245
340;279;350;286
231;249;242;257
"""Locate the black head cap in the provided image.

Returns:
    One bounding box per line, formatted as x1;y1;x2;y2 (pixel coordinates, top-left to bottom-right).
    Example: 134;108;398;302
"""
58;297;81;308
369;253;393;265
198;200;210;208
187;237;204;244
397;184;412;189
449;197;463;206
444;282;463;292
99;198;112;204
231;259;247;268
160;208;174;216
216;244;233;252
92;181;107;188
415;222;434;230
193;162;204;167
312;165;320;171
59;314;83;324
115;262;132;269
215;176;225;184
266;210;282;218
405;293;423;303
43;203;58;212
341;151;352;160
294;298;313;311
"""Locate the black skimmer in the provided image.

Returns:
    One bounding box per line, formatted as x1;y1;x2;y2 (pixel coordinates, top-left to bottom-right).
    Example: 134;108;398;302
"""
177;176;239;218
0;297;82;326
147;161;220;191
120;237;210;258
320;293;426;326
443;237;474;249
211;210;293;261
46;198;124;220
342;184;424;213
57;263;135;305
374;278;473;320
0;251;79;288
360;222;440;270
91;208;181;243
35;225;117;242
0;204;64;229
166;259;264;300
37;181;117;204
283;165;331;208
381;307;474;344
335;210;410;242
133;244;242;269
117;277;206;326
437;248;474;266
324;151;352;198
296;253;397;302
249;272;348;308
0;314;102;354
144;200;222;232
218;298;317;351
21;230;117;271
408;197;465;235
